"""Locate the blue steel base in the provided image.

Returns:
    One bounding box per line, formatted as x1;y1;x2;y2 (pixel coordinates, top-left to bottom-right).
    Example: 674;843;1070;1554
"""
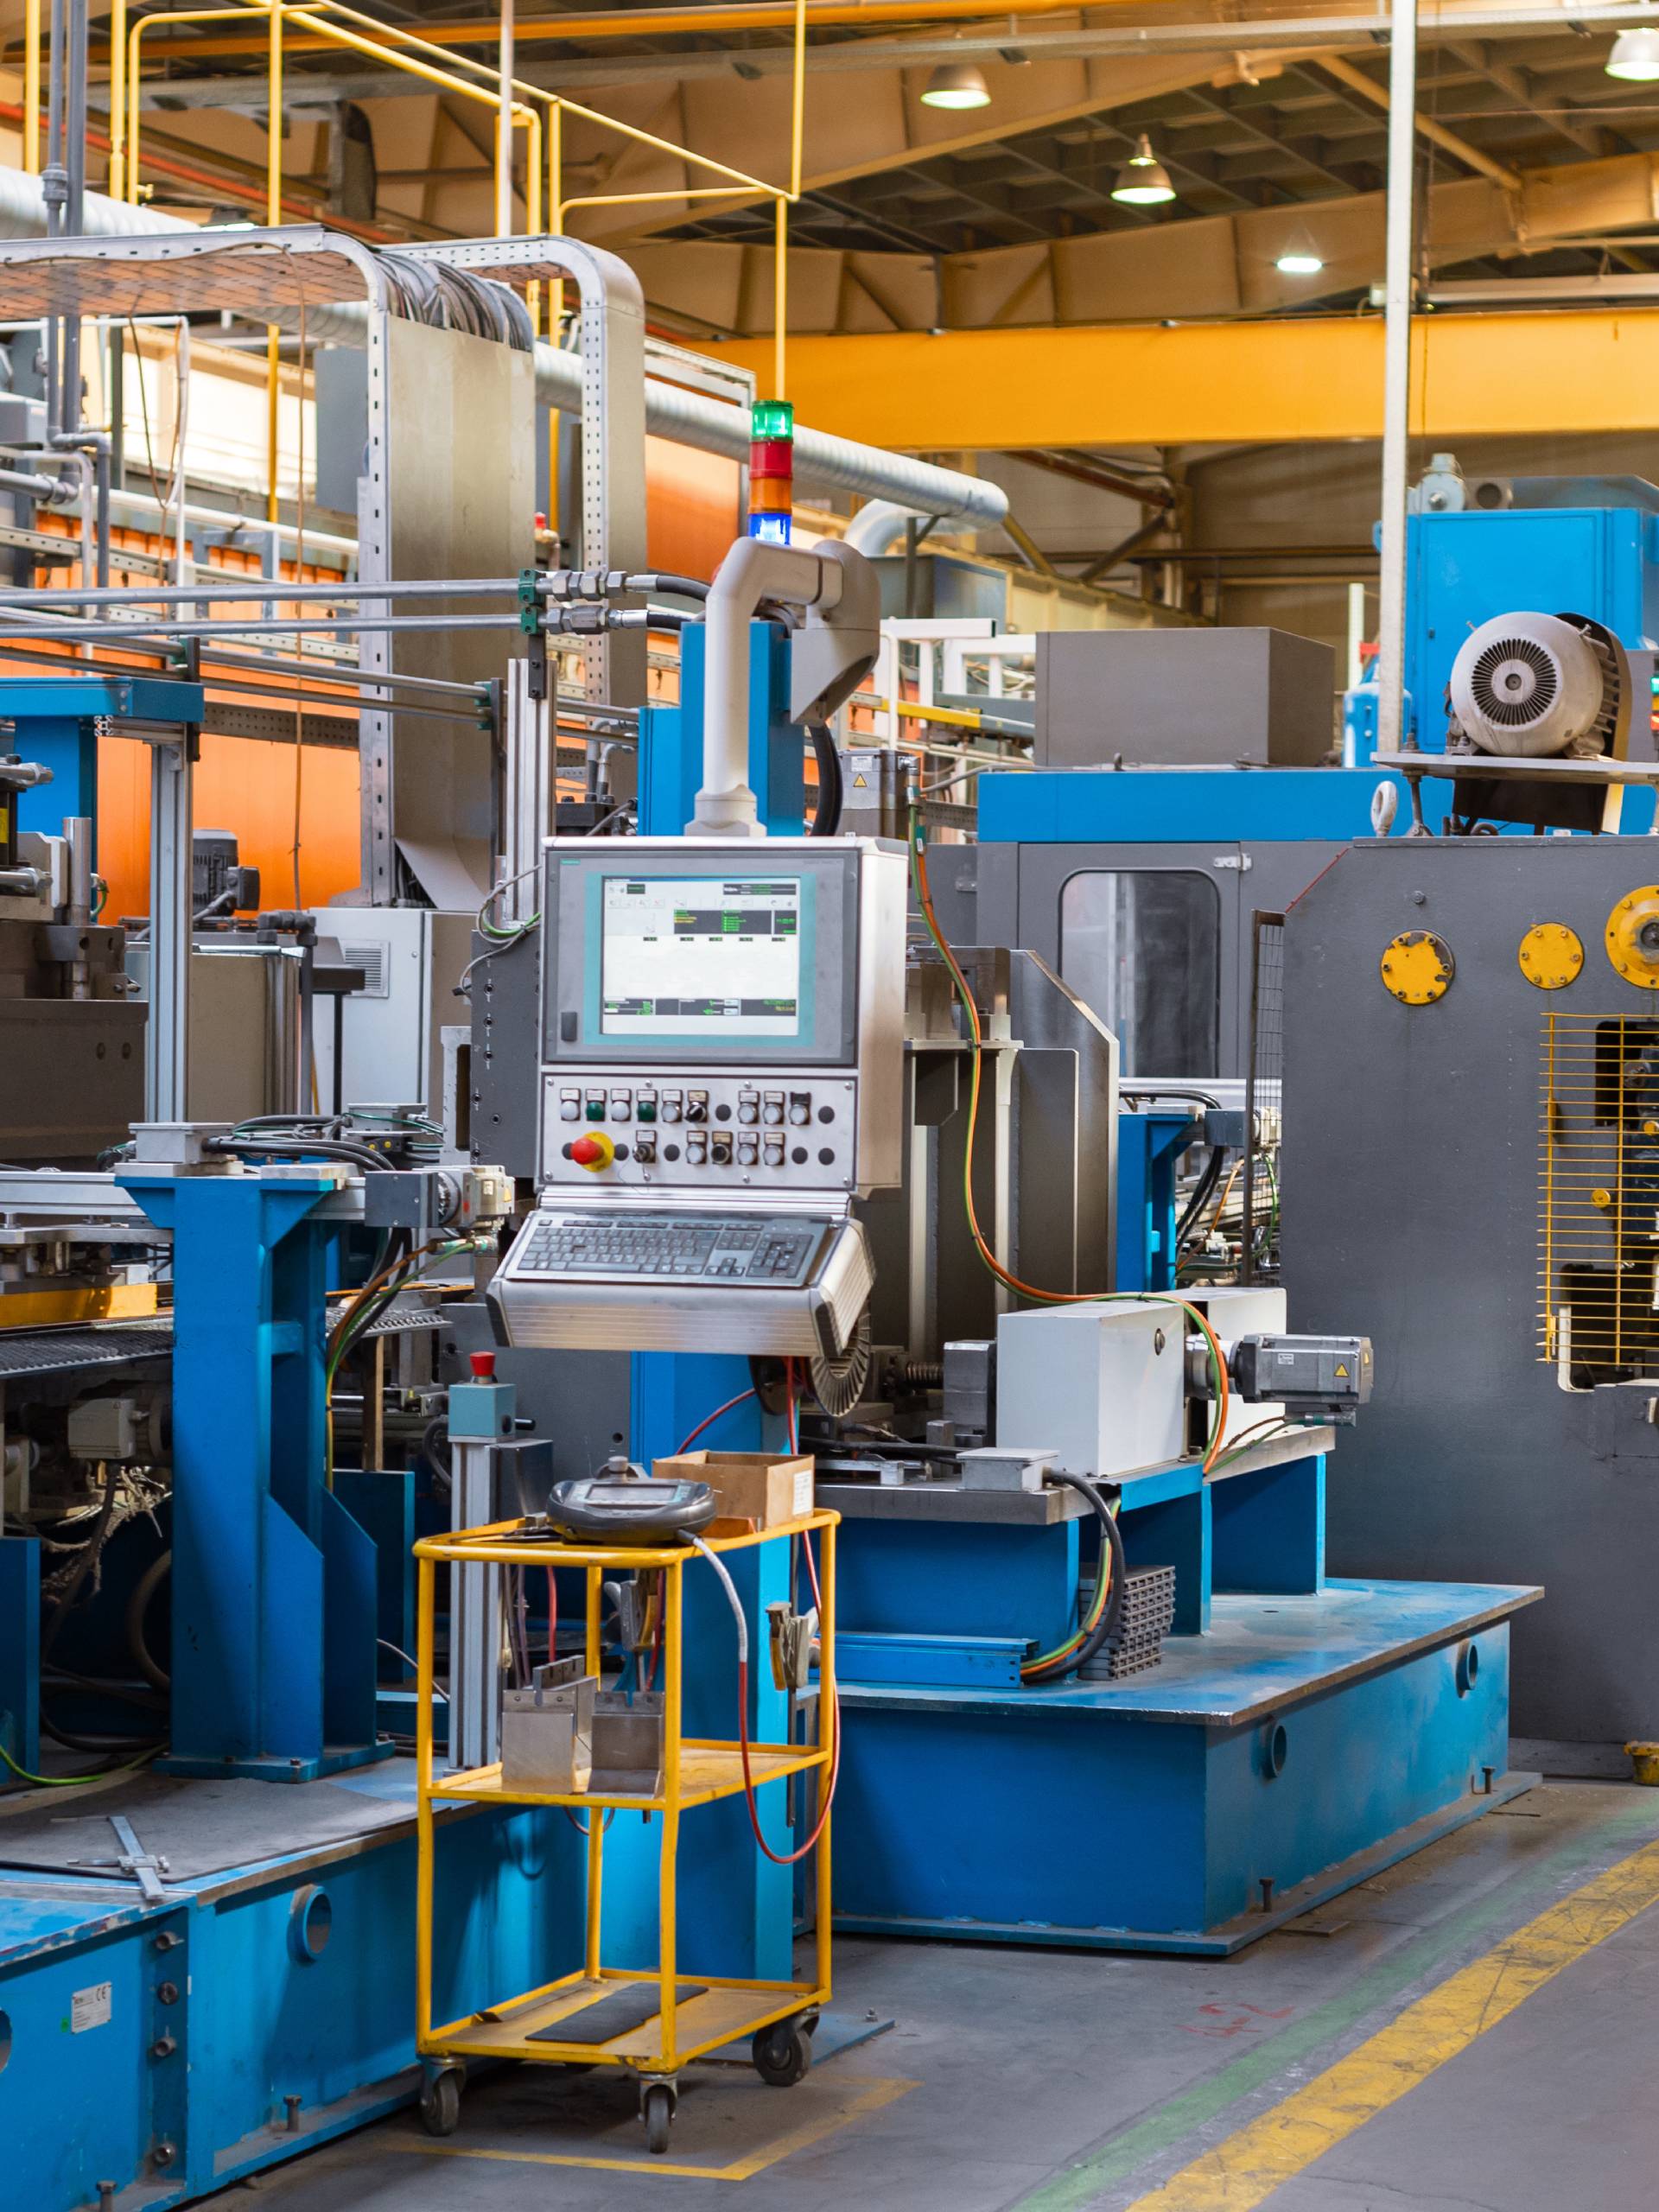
155;1738;397;1783
830;1580;1537;1955
0;1764;587;2212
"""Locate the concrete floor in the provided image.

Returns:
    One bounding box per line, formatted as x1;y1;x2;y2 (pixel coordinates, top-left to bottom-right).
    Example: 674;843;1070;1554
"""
221;1779;1659;2212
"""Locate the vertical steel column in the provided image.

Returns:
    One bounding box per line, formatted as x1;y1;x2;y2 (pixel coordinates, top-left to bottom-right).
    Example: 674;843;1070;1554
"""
145;730;192;1121
501;655;552;925
1376;0;1420;756
448;1436;501;1771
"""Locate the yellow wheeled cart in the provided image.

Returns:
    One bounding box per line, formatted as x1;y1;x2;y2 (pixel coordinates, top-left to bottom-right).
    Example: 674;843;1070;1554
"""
412;1509;838;2155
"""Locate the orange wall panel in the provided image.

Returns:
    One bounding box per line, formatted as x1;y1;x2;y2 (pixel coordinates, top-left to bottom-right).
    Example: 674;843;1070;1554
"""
98;733;364;919
645;434;741;580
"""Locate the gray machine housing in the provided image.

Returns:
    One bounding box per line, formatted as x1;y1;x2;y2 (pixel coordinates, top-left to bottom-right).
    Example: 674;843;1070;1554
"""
1034;627;1336;768
1283;834;1659;1753
976;831;1337;1078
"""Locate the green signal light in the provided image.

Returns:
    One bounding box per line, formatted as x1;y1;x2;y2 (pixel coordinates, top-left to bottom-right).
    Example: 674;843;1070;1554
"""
751;398;794;441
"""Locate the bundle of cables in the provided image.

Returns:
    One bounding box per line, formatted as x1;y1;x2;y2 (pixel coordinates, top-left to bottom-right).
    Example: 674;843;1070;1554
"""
907;807;1234;1681
325;1231;472;1485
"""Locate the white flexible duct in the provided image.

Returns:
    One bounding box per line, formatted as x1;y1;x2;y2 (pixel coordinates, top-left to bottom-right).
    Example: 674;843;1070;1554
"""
0;175;1007;529
843;499;913;556
693;537;878;838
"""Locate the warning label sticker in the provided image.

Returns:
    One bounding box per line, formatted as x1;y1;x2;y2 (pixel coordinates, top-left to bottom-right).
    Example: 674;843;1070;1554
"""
70;1981;112;2034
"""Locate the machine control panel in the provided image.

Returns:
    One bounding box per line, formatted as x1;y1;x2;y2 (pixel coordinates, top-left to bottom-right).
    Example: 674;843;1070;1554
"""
543;1071;857;1191
535;836;905;1199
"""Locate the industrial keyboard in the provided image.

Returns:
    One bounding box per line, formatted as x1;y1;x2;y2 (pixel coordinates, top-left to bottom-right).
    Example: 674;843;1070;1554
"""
512;1211;822;1287
490;1203;873;1357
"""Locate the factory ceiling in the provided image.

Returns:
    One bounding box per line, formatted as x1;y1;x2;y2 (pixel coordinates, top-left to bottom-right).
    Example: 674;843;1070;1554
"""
60;1;1659;334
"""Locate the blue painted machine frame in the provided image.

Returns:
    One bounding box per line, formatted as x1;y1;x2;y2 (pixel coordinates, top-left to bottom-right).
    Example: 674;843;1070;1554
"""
830;1433;1537;1954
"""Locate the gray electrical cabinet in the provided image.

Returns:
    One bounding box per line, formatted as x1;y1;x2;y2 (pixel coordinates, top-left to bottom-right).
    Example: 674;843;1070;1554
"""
1282;834;1659;1760
1034;627;1336;767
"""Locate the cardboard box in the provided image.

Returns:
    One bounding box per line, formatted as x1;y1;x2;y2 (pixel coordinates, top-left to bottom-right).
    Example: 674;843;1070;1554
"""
652;1450;815;1529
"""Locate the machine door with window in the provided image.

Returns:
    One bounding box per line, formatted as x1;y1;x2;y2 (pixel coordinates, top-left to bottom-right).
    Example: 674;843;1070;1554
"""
995;843;1238;1077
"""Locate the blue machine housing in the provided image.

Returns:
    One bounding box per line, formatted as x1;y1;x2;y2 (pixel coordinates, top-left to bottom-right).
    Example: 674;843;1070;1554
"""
1344;474;1659;761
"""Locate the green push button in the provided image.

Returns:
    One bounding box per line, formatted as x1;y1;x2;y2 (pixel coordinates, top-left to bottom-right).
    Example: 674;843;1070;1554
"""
585;1099;606;1122
637;1099;657;1122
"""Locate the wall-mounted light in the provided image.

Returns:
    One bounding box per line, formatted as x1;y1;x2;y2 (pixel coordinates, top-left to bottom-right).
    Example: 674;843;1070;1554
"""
1110;134;1176;206
1607;27;1659;78
920;62;992;110
1275;250;1325;275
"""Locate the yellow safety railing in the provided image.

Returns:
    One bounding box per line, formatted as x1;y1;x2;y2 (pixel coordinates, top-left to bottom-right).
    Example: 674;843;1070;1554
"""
115;0;810;423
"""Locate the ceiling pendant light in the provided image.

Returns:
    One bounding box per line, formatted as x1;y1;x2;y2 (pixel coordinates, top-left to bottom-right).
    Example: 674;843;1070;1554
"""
1275;248;1325;275
1110;134;1176;207
920;61;992;110
1607;27;1659;79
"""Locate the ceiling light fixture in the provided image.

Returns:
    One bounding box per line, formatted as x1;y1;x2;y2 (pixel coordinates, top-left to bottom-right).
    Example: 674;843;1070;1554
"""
920;61;992;110
1110;134;1176;206
1607;26;1659;79
1276;249;1325;275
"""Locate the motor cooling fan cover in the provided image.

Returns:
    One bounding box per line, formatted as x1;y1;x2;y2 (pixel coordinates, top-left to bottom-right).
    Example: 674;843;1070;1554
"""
1448;611;1610;759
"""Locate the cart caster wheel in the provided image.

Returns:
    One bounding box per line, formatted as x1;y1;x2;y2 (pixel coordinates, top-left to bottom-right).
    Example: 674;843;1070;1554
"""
420;2069;462;2138
752;2018;813;2088
641;2082;677;2155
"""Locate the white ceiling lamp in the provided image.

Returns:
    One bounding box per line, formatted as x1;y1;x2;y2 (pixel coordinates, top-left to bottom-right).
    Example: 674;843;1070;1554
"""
920;61;992;110
1607;26;1659;79
1110;133;1176;206
1276;248;1325;275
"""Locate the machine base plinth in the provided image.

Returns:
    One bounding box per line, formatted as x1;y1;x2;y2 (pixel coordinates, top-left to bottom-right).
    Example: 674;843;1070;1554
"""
830;1580;1538;1955
836;1770;1538;1956
155;1739;398;1783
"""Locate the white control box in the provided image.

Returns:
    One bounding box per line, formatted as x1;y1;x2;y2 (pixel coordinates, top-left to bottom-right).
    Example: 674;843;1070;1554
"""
995;1300;1186;1483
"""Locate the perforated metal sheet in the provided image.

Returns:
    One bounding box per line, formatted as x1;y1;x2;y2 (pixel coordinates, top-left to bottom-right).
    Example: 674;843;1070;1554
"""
0;226;377;320
0;1321;172;1377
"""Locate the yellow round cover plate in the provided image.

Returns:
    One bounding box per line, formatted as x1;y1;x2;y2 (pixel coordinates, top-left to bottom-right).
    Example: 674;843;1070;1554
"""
1605;887;1659;988
1380;930;1454;1006
1517;923;1584;991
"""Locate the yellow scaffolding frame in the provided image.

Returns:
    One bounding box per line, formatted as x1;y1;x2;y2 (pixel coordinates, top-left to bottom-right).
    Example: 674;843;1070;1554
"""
117;0;809;403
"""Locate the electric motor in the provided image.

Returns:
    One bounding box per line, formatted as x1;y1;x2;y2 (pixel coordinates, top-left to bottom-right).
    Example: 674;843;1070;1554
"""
1448;610;1618;760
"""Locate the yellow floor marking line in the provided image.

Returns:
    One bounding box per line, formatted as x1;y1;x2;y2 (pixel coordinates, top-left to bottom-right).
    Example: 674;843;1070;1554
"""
386;2073;917;2181
1126;1833;1659;2212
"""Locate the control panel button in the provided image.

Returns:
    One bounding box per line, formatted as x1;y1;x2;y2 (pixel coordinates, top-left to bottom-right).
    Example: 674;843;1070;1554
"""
789;1091;812;1127
559;1090;582;1122
685;1134;709;1166
637;1093;658;1123
763;1137;785;1167
737;1135;759;1166
608;1091;632;1121
709;1134;734;1166
584;1091;606;1122
660;1090;683;1124
763;1090;785;1125
686;1090;709;1124
571;1133;615;1173
738;1089;760;1124
634;1136;657;1165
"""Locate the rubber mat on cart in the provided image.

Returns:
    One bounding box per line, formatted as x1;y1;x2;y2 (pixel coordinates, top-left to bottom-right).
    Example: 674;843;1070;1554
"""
529;1982;708;2044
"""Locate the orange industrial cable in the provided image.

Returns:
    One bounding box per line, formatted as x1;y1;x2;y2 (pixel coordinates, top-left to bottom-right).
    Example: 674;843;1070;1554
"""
907;812;1231;1471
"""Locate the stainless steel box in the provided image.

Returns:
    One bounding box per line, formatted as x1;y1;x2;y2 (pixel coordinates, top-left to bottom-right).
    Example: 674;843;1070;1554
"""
500;1658;596;1793
1034;628;1336;767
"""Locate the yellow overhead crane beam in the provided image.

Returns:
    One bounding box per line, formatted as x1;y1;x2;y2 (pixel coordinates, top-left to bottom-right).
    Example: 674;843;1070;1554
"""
708;310;1659;449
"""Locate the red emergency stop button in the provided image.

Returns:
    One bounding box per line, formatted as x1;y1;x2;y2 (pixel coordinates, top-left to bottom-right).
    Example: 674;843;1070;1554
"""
570;1132;615;1172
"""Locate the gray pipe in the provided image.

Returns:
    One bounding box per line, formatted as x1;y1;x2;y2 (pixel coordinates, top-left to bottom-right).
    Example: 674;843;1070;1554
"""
0;174;1008;531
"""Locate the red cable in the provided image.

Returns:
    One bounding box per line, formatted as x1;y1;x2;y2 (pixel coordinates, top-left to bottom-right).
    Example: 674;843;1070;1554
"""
545;1567;557;1666
676;1388;756;1455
